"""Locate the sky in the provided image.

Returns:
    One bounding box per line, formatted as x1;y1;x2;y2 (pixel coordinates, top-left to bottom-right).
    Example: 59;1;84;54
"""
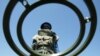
0;0;100;56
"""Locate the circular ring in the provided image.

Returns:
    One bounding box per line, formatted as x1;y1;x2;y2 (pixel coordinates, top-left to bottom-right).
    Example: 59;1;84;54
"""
17;0;85;56
3;0;27;56
71;0;97;56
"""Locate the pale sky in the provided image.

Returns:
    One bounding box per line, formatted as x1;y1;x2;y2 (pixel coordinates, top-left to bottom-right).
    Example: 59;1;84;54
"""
0;0;100;56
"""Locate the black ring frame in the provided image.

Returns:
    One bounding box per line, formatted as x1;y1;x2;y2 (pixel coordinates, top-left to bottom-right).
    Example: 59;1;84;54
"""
3;0;97;56
17;0;85;56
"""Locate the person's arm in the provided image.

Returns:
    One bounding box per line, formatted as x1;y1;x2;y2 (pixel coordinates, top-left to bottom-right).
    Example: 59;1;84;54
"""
56;35;59;41
32;35;38;43
32;35;39;50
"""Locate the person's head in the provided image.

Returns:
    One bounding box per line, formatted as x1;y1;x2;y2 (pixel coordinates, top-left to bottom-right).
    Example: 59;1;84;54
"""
40;22;52;30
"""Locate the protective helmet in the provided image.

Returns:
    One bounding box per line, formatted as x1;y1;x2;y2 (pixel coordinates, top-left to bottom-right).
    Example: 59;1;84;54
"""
41;22;52;30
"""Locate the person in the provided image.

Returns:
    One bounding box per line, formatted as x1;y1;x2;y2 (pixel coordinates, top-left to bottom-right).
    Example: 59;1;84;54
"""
32;22;59;55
